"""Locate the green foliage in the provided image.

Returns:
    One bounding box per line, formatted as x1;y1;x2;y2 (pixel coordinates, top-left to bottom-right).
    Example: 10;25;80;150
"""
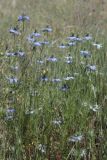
1;1;107;159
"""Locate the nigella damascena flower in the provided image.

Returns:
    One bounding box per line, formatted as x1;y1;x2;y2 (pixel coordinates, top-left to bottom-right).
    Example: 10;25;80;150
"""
9;27;21;36
41;75;48;81
27;35;35;43
52;119;62;126
47;55;58;62
65;55;72;60
31;30;41;37
25;109;35;115
68;134;83;142
67;33;77;41
59;43;67;49
33;41;42;47
5;52;16;57
63;76;74;81
7;108;16;113
92;42;102;49
7;77;18;84
17;51;25;57
37;60;44;64
18;15;30;22
60;84;69;91
67;34;82;42
65;59;72;64
5;107;16;120
65;55;73;63
83;34;92;41
42;25;52;32
87;65;96;71
40;41;49;45
38;144;46;153
75;36;82;42
67;42;76;46
90;104;100;112
51;78;62;83
80;50;91;58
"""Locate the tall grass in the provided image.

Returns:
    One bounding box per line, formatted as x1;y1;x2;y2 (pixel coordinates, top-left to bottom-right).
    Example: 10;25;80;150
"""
1;0;107;160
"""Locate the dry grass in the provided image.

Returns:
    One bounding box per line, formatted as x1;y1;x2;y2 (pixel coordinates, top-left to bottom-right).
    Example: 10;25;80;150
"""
0;0;107;34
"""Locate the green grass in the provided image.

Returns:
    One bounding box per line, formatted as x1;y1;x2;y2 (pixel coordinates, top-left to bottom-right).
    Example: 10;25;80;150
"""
1;0;107;160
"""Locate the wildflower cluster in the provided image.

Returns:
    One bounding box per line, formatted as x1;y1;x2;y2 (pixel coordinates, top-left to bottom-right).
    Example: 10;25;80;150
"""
1;14;105;160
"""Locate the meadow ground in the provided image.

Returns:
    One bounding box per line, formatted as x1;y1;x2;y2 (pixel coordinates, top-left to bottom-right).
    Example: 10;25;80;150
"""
1;0;107;159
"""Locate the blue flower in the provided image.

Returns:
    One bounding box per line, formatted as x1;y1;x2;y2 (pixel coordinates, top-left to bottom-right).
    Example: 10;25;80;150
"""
7;77;18;84
51;78;62;82
65;55;73;63
25;109;35;115
65;55;72;60
33;41;42;47
59;43;67;49
60;84;69;91
67;34;77;41
75;36;82;42
38;144;46;153
9;27;21;35
5;107;16;120
90;104;100;112
37;60;44;64
92;42;102;49
68;135;83;142
87;65;96;71
7;108;15;113
41;75;48;81
5;52;16;57
31;30;41;37
67;34;82;42
65;56;73;64
52;119;62;126
80;50;91;58
40;41;49;45
42;25;52;32
63;76;74;81
47;55;58;62
18;15;30;21
27;35;35;43
5;51;25;57
17;51;25;57
67;42;76;46
83;34;92;41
